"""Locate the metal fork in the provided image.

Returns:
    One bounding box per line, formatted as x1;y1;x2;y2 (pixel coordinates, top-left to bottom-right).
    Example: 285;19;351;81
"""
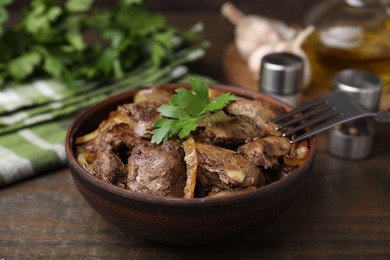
272;92;390;143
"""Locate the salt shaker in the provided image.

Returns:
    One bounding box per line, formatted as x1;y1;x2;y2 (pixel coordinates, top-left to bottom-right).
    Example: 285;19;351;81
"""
259;52;304;107
329;69;383;160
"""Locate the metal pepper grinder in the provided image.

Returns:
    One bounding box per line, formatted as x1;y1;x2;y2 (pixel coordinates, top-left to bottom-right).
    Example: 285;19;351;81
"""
259;52;304;107
329;69;383;160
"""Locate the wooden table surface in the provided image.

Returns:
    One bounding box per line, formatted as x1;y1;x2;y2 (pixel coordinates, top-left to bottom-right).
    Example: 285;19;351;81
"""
1;1;390;258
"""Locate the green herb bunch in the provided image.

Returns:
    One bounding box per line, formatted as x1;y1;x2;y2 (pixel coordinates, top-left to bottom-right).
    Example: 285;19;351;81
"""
151;77;236;144
0;0;11;36
0;0;202;89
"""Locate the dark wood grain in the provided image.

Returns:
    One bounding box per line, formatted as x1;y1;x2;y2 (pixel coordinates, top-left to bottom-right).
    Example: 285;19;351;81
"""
1;0;390;258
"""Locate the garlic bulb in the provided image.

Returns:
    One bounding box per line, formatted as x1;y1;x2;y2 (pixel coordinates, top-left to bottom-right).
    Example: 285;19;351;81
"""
247;25;315;88
221;2;296;60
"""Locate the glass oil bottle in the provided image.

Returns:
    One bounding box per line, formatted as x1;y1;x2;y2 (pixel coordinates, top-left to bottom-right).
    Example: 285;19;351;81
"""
303;0;390;92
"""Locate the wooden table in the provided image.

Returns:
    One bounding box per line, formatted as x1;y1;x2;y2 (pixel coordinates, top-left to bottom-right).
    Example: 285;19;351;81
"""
1;1;390;258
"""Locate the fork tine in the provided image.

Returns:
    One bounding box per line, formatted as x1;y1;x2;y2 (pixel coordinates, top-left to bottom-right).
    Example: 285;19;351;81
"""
272;98;328;123
290;116;346;143
276;104;333;130
282;110;341;137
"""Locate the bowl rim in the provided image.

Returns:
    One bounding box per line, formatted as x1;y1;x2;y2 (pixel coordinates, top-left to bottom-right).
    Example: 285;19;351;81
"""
65;83;317;206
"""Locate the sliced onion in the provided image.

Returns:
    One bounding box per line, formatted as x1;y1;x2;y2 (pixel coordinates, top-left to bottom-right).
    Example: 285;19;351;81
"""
208;88;226;99
182;137;198;199
75;121;110;144
75;109;132;144
77;152;97;173
134;88;172;103
112;107;133;125
283;139;309;167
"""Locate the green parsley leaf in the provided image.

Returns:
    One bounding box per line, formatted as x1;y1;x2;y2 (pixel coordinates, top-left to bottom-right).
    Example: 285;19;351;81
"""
208;93;237;112
151;77;236;144
151;30;174;66
189;76;210;105
157;104;189;120
151;117;198;144
175;118;198;138
170;77;211;116
151;119;174;144
0;6;8;24
43;53;64;79
0;0;12;6
65;0;94;13
0;0;10;34
65;33;86;51
0;73;4;86
7;51;42;80
96;48;119;75
24;3;62;35
121;0;143;5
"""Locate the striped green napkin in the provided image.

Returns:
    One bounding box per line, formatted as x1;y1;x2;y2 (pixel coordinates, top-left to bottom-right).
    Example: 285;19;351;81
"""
0;80;81;114
0;80;71;187
0;118;70;187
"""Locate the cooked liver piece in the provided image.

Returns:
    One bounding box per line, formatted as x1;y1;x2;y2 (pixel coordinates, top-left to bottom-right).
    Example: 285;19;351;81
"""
238;137;291;169
91;150;127;185
127;140;187;197
110;123;145;149
122;100;164;139
225;98;285;136
203;117;267;147
196;143;263;188
94;126;123;152
93;123;144;153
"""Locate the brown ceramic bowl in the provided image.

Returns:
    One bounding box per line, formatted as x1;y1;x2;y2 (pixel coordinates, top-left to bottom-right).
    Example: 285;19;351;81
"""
65;84;317;246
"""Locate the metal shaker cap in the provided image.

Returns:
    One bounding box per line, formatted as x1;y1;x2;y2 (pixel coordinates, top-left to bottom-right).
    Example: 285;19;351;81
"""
333;69;382;111
329;69;383;160
329;123;376;160
260;52;304;95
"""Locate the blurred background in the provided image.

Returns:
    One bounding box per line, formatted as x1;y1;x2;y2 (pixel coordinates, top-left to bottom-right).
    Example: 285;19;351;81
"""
5;0;323;82
147;0;324;81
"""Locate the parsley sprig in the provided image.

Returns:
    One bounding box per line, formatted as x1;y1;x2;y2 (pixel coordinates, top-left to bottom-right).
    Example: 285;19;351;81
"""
151;77;236;144
0;0;202;89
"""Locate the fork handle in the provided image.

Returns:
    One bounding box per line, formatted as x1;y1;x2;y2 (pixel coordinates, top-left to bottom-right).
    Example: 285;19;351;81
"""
375;110;390;123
